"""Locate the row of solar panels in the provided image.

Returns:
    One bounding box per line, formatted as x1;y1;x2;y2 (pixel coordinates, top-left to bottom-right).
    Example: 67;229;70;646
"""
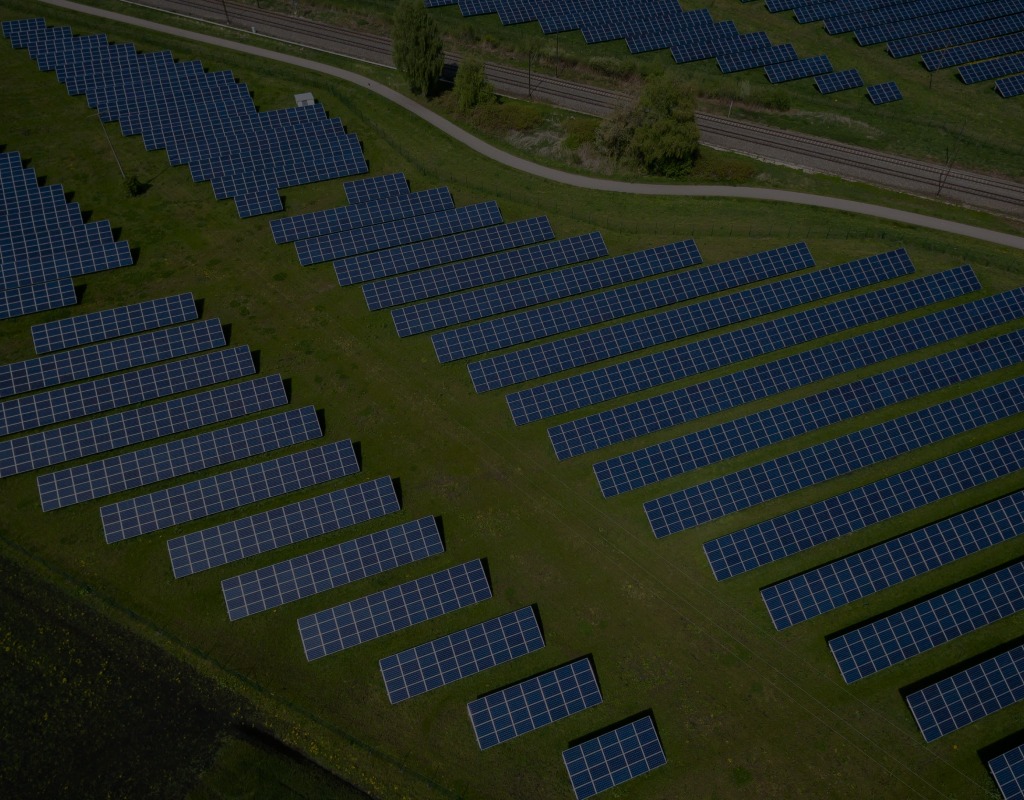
2;19;369;217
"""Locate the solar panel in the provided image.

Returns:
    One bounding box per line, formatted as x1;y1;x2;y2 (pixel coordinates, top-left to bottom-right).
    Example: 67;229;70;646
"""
295;202;503;266
363;233;608;311
550;270;1006;460
509;264;982;425
997;73;1024;97
471;249;916;393
718;44;799;74
763;488;1024;630
867;82;903;104
0;345;255;438
38;405;321;511
764;55;833;83
921;31;1024;71
0;277;76;320
221;516;443;621
830;561;1024;683
435;242;813;362
960;52;1024;84
646;374;1024;539
907;643;1024;742
379;606;544;704
705;428;1024;581
595;327;1024;497
990;744;1024;800
855;0;1024;45
395;238;704;338
0;373;286;478
100;438;360;542
468;658;603;750
335;217;555;286
0;318;224;399
887;12;1024;58
298;559;492;661
562;716;667;800
30;293;198;354
168;475;400;578
269;187;454;245
343;172;409;205
671;32;773;65
815;69;865;94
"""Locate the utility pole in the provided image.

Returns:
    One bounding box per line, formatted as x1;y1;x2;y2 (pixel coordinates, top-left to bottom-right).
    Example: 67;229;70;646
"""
221;0;231;25
94;112;125;180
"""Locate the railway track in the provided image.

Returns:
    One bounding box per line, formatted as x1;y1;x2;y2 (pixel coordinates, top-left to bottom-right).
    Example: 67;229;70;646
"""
117;0;1024;217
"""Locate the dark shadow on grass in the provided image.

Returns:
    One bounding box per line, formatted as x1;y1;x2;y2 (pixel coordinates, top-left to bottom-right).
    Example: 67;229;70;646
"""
978;728;1024;765
899;634;1024;699
565;708;659;749
472;653;599;700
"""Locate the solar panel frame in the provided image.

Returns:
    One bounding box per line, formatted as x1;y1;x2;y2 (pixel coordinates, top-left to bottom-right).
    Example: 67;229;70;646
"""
168;475;400;578
343;172;409;205
562;716;667;800
298;559;492;660
221;516;443;621
379;606;545;704
816;69;865;94
990;744;1024;800
867;82;903;104
765;55;833;83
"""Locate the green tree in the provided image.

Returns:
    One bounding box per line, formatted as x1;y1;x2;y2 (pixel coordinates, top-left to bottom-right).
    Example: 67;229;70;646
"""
453;57;493;112
392;0;445;97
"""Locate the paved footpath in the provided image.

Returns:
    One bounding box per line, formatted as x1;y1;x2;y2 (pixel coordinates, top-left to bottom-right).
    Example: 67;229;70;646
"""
37;0;1024;251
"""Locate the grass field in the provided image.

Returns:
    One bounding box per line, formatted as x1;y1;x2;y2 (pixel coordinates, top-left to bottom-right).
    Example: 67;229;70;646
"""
2;2;1024;799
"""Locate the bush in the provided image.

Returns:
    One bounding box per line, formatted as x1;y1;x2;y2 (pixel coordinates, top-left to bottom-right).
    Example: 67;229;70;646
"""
392;0;444;96
470;100;544;136
563;117;600;150
453;57;493;112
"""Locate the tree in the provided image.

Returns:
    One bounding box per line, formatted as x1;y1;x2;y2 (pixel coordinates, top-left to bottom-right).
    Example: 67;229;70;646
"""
392;0;444;97
453;57;493;111
596;74;701;177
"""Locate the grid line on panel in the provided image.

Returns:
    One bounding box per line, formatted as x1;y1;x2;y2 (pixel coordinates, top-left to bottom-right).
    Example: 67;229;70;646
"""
763;488;1024;630
562;716;667;800
30;293;197;354
704;428;1024;581
829;561;1024;683
221;516;443;621
468;659;603;750
167;476;400;578
363;233;609;311
37;405;321;511
0;346;256;437
989;744;1024;800
0;278;77;320
335;217;555;286
100;439;360;542
298;559;492;661
471;249;916;393
595;327;1024;497
645;374;1024;539
907;643;1024;742
379;606;544;704
434;242;814;362
394;238;704;338
510;265;982;426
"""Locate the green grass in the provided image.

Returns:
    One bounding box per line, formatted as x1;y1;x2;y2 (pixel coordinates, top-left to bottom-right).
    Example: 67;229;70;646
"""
1;2;1023;799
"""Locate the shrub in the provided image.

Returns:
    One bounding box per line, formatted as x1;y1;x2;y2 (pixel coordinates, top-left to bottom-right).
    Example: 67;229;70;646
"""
453;57;493;112
392;0;444;96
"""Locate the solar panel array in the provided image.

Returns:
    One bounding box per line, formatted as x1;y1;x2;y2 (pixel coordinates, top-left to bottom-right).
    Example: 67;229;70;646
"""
765;55;834;83
509;264;981;426
960;52;1024;84
856;1;1024;48
38;405;322;511
363;233;608;311
434;242;816;362
0;278;76;321
30;293;197;354
887;12;1024;58
867;82;903;104
997;72;1024;97
394;238;704;338
717;43;799;74
295;202;503;266
168;476;400;578
596;328;1024;497
990;744;1024;800
762;488;1024;630
921;31;1024;70
298;559;492;660
3;20;368;218
0;345;255;437
468;659;603;750
816;68;865;94
907;643;1024;742
562;716;667;800
829;561;1024;683
270;187;453;245
704;428;1024;580
0;318;224;399
343;172;408;205
335;217;555;286
222;516;443;621
380;606;544;704
100;439;359;542
0;373;285;478
550;274;1013;460
646;374;1024;539
470;248;915;393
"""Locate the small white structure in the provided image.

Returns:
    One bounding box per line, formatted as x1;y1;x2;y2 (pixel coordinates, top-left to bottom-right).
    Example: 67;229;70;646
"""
294;92;315;107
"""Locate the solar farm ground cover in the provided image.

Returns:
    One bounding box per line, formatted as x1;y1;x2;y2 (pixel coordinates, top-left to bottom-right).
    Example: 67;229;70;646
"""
1;3;1023;798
